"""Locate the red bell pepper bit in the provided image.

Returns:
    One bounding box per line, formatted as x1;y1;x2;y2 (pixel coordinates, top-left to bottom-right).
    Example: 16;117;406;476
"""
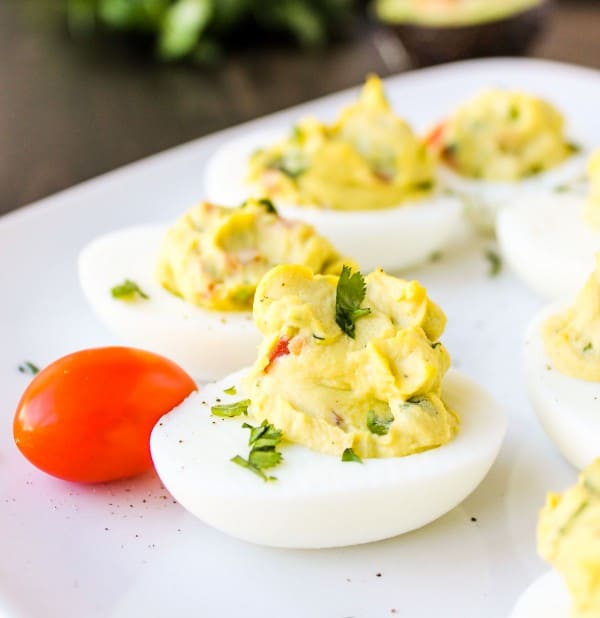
265;337;290;373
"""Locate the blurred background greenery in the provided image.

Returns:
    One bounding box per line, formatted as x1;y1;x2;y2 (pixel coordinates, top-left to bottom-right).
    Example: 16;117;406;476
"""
66;0;357;63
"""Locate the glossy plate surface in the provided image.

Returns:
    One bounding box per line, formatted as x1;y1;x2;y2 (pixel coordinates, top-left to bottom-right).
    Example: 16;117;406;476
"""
2;58;599;617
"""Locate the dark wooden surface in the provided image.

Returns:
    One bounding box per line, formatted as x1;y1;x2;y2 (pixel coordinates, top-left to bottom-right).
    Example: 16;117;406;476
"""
1;1;599;216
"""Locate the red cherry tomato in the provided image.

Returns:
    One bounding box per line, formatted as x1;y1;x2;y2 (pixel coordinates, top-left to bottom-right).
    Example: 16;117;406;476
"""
13;347;197;483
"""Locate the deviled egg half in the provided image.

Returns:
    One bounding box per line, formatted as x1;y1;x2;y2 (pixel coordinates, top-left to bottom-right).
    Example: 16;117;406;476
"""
498;150;600;299
510;460;600;618
150;264;506;548
524;256;600;469
78;199;350;381
428;88;586;233
204;76;463;272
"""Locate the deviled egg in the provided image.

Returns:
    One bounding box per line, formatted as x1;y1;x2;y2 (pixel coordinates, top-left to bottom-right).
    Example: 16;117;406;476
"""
510;460;600;618
150;264;506;548
498;151;600;299
524;256;600;469
428;89;586;233
78;199;350;381
204;76;463;272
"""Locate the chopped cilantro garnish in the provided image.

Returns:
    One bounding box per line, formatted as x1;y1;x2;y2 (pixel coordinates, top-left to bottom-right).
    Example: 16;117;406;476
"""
211;399;250;418
342;448;363;463
312;334;325;341
111;279;149;300
18;361;40;375
230;455;276;482
241;198;278;215
431;342;442;349
584;343;593;352
567;141;582;154
224;385;237;395
335;265;371;339
232;420;284;482
270;150;308;179
366;410;394;436
429;251;443;263
484;249;502;277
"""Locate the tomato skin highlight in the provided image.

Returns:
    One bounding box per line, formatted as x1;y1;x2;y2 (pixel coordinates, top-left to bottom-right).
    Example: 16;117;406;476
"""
13;347;197;483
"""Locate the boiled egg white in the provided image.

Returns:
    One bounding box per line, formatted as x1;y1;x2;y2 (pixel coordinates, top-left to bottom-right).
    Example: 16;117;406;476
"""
150;368;506;549
509;571;570;618
524;305;600;470
438;150;587;234
203;129;464;273
497;190;600;300
78;224;260;381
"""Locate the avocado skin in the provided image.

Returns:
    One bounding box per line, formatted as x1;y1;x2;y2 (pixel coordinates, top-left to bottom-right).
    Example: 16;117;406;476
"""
383;1;551;67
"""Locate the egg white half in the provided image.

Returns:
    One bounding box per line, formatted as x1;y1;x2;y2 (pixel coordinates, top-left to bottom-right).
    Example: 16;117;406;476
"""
498;192;600;300
204;130;464;272
509;571;570;618
438;150;587;234
150;368;506;549
524;306;600;470
78;225;260;382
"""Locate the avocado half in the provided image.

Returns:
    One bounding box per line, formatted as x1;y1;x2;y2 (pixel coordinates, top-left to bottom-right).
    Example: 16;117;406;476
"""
376;0;551;67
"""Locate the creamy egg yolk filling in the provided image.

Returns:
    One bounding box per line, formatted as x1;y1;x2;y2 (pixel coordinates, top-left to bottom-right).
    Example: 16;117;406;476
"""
242;264;459;459
432;89;574;181
247;76;435;211
584;151;600;230
156;200;350;312
538;460;600;618
543;255;600;382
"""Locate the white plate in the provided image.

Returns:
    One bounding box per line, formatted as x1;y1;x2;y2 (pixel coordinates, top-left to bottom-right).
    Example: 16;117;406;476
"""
1;58;598;618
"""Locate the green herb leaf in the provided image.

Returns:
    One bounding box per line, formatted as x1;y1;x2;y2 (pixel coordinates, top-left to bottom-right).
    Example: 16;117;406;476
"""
312;334;325;341
335;265;371;338
342;448;363;463
18;361;40;375
232;420;284;482
243;420;283;449
249;449;283;469
211;399;250;418
230;455;276;482
484;250;502;277
584;343;593;352
367;410;394;436
270;150;308;179
224;385;237;395
242;198;278;215
111;279;149;300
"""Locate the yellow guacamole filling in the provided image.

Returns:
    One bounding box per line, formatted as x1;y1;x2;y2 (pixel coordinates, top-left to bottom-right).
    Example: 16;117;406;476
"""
436;89;573;181
247;76;435;211
543;255;600;382
538;459;600;618
376;0;542;27
244;264;458;458
156;200;349;312
584;151;600;230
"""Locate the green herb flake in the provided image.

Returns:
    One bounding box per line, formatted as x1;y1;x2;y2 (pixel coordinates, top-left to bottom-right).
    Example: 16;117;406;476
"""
224;385;237;395
366;410;394;436
484;249;502;277
312;334;325;341
111;279;149;300
335;265;371;339
240;198;278;215
342;448;363;463
232;420;284;482
431;342;442;349
211;399;250;418
18;361;40;375
584;343;593;352
230;455;276;482
568;142;582;154
429;251;443;263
